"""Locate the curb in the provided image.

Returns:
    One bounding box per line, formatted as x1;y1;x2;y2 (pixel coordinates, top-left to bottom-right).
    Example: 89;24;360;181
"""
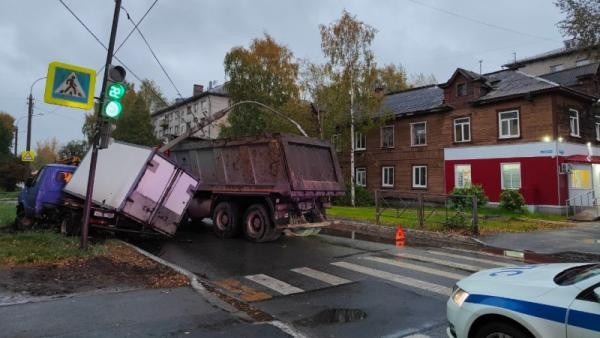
119;240;308;338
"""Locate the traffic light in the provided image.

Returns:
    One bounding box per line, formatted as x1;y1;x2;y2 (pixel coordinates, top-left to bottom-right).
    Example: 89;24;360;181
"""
102;65;127;119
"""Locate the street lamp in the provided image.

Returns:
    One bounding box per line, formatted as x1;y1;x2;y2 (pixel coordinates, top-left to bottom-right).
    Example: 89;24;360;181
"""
13;113;43;157
26;76;47;155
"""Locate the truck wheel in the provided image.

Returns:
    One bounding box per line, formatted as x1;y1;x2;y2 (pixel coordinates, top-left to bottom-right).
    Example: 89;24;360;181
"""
243;204;275;242
60;211;81;236
14;204;33;231
213;202;241;238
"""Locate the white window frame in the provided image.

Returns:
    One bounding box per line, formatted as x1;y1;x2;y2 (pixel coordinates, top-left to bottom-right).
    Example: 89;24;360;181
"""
355;168;366;187
498;110;520;139
569;109;580;137
454;117;471;143
382;166;394;188
575;58;590;67
410;122;427;146
501;162;521;190
412;165;427;188
454;164;472;188
381;125;394;148
596;121;600;141
355;131;366;151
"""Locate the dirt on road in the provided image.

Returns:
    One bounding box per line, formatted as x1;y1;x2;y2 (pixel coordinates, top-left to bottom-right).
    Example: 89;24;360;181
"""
0;241;189;297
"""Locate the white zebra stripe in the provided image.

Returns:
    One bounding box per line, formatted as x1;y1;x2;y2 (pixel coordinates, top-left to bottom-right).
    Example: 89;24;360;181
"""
245;274;304;295
362;256;467;280
395;253;483;272
332;261;452;296
425;250;515;267
291;267;351;285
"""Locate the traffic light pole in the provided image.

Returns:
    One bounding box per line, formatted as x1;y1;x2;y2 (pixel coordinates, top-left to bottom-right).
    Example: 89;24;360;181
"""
81;0;122;249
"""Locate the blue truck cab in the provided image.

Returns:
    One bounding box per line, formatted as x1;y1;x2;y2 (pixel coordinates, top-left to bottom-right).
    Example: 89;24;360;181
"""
16;164;77;227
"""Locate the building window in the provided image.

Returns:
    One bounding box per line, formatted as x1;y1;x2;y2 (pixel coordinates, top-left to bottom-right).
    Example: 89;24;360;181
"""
174;125;179;134
355;168;366;187
382;166;394;187
355;132;366;151
498;110;520;139
454;117;471;142
381;126;394;148
596;122;600;141
501;163;521;190
455;164;472;188
576;59;590;67
549;64;564;72
412;165;427;188
456;82;467;97
569;109;580;137
332;134;341;152
570;168;592;189
410;122;427;146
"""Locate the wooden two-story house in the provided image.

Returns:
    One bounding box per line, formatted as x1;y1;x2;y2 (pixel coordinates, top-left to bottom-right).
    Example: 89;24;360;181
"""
349;64;600;213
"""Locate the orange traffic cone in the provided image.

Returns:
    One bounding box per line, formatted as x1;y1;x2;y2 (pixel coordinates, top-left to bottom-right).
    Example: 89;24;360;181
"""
395;226;405;247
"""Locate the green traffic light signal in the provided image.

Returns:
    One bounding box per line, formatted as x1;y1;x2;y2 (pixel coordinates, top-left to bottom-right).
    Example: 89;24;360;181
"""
102;82;127;119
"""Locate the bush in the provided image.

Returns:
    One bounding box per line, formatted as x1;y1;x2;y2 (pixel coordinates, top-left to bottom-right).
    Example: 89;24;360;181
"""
0;156;27;191
334;184;374;207
499;189;525;212
451;184;489;208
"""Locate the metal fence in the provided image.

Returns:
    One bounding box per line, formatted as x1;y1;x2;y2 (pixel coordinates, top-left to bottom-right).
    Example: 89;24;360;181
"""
374;190;479;235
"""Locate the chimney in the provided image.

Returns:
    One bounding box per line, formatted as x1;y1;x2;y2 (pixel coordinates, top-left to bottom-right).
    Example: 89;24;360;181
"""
193;84;204;96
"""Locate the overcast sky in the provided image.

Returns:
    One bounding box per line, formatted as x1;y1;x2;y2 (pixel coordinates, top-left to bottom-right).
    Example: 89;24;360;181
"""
0;0;567;152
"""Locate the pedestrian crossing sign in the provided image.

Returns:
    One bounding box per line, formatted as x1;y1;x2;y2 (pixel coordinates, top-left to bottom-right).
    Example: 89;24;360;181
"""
20;150;35;162
44;61;96;110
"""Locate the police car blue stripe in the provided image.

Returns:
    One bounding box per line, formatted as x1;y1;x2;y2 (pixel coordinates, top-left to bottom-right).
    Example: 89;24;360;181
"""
466;294;600;332
567;309;600;332
466;294;567;323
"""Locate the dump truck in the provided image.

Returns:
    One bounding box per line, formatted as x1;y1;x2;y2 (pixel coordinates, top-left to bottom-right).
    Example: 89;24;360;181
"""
169;134;345;242
16;141;199;236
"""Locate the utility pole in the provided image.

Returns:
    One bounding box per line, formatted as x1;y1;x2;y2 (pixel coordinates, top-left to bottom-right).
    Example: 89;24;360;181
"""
13;126;18;157
349;70;356;207
80;0;122;249
26;94;33;154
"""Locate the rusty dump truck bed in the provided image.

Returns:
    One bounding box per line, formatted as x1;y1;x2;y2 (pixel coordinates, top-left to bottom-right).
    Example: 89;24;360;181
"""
169;134;344;198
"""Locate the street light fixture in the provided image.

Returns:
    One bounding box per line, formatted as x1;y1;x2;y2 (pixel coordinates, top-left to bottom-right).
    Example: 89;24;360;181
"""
26;76;47;156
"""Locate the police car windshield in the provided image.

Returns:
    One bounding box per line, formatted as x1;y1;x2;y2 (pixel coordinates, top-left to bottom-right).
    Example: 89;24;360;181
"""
554;264;600;286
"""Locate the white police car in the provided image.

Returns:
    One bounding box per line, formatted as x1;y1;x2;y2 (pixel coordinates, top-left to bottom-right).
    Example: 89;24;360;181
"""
447;263;600;338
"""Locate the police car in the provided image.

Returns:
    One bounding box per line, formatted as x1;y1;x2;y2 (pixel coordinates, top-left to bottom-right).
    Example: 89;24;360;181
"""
446;263;600;338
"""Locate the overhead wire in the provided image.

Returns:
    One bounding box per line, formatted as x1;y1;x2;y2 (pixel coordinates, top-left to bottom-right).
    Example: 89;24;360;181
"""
121;5;184;98
406;0;560;43
57;0;172;109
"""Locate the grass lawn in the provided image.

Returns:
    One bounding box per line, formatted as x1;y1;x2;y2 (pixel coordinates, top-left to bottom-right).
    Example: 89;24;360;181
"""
0;200;106;266
0;231;107;265
328;205;569;234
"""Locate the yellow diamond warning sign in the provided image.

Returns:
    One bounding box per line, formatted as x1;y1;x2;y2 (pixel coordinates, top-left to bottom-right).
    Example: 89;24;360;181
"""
21;150;36;162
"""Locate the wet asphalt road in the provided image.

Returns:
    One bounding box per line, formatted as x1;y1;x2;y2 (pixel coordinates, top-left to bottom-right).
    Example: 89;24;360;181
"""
133;224;525;338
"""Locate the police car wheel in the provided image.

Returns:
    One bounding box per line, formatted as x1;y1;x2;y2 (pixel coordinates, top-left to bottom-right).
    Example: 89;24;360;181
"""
474;321;532;338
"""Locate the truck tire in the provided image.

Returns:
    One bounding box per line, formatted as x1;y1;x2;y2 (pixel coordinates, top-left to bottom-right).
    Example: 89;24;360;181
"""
14;204;33;231
60;211;82;236
212;201;241;238
243;204;275;242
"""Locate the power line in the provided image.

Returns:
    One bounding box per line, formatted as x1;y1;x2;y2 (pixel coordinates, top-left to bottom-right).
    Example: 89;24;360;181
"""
406;0;560;43
121;5;183;98
57;0;172;108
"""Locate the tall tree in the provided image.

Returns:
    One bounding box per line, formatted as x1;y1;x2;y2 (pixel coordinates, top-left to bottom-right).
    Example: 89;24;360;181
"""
112;93;158;146
0;112;15;157
376;63;409;93
319;10;378;206
221;34;303;137
138;79;169;113
58;139;89;159
410;73;438;87
555;0;600;53
33;137;59;170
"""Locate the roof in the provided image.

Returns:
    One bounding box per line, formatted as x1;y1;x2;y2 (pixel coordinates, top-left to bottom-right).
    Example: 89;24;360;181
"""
502;44;582;68
539;63;600;87
379;68;596;117
474;69;559;103
380;85;446;117
151;84;229;117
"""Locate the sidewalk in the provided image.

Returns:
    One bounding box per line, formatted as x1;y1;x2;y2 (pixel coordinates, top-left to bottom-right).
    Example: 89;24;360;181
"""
478;222;600;255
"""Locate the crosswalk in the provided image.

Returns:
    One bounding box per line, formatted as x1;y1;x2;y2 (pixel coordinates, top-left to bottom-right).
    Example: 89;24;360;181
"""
212;247;522;303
